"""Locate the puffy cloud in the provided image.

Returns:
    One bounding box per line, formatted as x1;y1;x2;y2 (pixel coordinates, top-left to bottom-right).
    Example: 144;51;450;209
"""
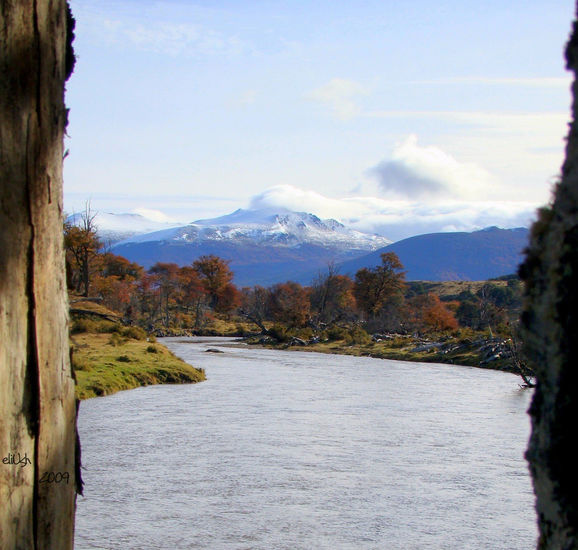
247;184;538;242
249;185;354;217
368;135;495;200
306;78;368;120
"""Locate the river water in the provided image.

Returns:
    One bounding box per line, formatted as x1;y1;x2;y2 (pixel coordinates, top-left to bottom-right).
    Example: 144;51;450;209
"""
75;337;537;549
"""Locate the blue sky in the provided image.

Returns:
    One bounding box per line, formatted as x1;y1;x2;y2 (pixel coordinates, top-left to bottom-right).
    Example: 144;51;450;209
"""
64;0;575;240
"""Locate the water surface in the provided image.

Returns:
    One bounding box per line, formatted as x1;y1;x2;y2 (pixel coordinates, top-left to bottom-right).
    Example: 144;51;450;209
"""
75;337;536;549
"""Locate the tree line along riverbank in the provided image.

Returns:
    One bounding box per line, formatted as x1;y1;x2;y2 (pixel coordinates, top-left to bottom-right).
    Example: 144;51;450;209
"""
67;212;534;396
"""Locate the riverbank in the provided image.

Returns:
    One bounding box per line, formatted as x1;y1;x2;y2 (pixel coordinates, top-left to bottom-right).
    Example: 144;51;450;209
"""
244;332;521;374
71;332;206;399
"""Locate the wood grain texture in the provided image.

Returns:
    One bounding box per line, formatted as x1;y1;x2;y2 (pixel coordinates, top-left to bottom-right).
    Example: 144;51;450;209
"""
0;2;77;548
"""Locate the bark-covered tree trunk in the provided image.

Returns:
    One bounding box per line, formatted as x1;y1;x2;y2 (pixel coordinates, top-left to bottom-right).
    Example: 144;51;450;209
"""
520;7;578;549
0;2;78;548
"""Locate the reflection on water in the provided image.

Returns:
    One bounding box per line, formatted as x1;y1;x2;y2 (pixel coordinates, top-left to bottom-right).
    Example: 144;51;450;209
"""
75;337;536;549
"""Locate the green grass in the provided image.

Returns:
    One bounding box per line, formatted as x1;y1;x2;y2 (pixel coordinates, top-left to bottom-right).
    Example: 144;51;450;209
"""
71;332;206;400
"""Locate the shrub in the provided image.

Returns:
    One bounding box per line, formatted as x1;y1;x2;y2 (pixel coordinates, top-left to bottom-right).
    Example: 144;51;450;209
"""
70;318;96;334
121;326;147;341
108;333;126;347
293;327;314;341
235;324;249;336
117;355;131;362
345;327;371;345
268;325;291;343
94;320;120;334
71;354;90;371
327;326;349;341
146;345;158;353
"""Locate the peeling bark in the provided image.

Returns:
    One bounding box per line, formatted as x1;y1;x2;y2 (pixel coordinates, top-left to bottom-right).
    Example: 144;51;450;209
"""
0;2;78;548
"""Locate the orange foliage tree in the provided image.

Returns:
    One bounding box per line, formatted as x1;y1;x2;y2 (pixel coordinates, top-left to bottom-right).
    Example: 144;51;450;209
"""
192;255;238;313
406;293;458;333
268;281;311;327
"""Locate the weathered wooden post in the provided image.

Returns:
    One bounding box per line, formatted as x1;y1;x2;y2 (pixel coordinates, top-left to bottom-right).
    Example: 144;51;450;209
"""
521;6;578;549
0;2;78;548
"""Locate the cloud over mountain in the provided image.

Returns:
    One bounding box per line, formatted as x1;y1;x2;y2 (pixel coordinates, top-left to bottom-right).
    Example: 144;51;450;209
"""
367;135;495;200
247;184;537;242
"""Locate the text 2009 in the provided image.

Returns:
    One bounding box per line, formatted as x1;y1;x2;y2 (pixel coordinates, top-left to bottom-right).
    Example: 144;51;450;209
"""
39;472;70;484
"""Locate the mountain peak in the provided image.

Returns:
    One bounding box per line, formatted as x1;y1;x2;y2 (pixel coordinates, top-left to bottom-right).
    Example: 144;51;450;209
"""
134;208;391;250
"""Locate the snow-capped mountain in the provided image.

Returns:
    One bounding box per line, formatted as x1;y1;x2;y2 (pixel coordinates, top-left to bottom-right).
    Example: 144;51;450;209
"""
65;212;180;244
118;208;391;250
111;208;391;286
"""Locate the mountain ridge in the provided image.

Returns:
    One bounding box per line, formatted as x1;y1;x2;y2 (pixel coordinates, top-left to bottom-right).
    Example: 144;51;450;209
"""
80;208;530;286
338;226;530;282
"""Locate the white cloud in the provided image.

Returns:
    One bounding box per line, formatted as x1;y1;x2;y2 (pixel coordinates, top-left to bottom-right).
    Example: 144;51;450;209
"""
249;185;351;216
247;184;538;242
131;208;175;223
110;20;245;56
76;5;246;58
367;135;495;200
306;78;369;120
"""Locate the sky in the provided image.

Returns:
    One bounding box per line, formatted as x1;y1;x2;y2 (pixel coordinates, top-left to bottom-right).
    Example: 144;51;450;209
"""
64;0;576;241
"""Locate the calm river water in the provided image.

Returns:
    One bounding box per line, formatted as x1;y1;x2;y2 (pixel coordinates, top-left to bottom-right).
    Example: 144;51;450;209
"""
75;337;537;549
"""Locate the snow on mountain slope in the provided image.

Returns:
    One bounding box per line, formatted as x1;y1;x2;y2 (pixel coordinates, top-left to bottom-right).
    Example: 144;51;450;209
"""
117;208;391;251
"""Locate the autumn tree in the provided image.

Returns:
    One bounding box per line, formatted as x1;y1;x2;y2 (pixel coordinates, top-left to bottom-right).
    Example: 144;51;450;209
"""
406;293;458;334
268;281;311;327
64;203;101;296
240;285;271;332
148;262;183;327
178;266;209;327
353;253;406;332
134;273;162;328
91;253;143;317
97;252;143;280
192;255;238;312
214;282;241;314
310;264;357;326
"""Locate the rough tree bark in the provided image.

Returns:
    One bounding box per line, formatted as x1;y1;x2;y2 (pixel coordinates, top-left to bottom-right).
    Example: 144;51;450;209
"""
520;6;578;549
0;2;78;549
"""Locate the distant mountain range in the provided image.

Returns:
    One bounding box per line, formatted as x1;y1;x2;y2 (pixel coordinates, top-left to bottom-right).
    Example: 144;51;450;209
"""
338;226;530;282
110;208;391;287
74;208;530;285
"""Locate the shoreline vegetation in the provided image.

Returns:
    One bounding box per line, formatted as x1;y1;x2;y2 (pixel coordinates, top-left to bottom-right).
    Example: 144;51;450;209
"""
243;331;521;374
70;301;206;400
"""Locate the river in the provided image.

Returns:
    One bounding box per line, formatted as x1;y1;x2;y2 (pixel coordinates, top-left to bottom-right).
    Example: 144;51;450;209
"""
75;337;537;549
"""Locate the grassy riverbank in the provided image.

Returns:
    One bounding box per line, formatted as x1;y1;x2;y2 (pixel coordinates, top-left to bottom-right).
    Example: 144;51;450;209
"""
71;332;206;399
70;301;205;399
